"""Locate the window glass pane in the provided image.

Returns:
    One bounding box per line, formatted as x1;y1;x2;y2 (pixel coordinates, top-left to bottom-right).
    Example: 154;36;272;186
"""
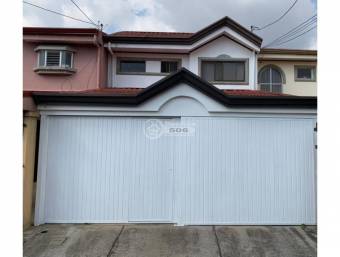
222;62;233;81
61;51;72;68
38;50;45;66
271;69;282;83
120;60;145;73
260;84;270;92
297;67;312;79
272;84;282;93
161;61;178;73
259;68;270;84
215;62;223;81
202;61;245;82
46;51;60;66
201;62;215;81
222;62;245;81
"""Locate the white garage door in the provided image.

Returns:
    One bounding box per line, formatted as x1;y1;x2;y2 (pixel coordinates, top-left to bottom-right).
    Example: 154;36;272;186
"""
35;116;316;225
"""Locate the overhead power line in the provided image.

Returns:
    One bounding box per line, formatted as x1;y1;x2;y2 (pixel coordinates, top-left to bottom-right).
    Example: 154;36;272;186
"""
272;25;317;47
266;16;316;46
23;1;96;26
264;14;317;47
69;0;96;26
251;0;298;31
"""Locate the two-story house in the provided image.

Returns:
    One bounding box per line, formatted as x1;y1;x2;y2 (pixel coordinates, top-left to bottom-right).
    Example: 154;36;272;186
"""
24;16;317;227
23;27;106;228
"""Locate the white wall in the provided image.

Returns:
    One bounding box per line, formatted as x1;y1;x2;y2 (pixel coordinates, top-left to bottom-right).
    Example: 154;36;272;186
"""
109;36;256;90
189;36;256;89
110;53;189;88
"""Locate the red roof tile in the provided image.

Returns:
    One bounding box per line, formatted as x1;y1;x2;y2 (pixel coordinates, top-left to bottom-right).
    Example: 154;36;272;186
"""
222;90;290;97
26;88;290;97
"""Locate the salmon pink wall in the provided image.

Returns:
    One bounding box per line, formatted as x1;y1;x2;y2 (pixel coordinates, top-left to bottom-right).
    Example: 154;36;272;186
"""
23;42;102;91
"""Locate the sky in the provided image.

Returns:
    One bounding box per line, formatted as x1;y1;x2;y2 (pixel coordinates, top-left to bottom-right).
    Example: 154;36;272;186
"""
23;0;317;49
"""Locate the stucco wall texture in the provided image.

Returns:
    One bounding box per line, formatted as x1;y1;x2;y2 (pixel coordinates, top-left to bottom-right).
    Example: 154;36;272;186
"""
258;61;317;96
23;42;104;91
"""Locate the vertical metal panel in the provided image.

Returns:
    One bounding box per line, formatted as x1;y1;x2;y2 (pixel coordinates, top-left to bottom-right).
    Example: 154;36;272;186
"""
41;116;175;223
175;117;316;225
37;115;316;225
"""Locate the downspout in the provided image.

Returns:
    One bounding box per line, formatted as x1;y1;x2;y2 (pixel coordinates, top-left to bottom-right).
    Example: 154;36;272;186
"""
108;41;114;55
254;50;258;90
107;42;114;87
93;34;102;88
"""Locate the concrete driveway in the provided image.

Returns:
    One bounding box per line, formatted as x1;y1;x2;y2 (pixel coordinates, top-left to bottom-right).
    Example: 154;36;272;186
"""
24;224;316;257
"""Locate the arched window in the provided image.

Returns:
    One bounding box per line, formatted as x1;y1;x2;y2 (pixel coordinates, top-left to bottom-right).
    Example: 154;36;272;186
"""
258;66;284;93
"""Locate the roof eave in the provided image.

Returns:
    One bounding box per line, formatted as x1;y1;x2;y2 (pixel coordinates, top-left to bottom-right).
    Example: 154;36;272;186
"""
32;68;316;108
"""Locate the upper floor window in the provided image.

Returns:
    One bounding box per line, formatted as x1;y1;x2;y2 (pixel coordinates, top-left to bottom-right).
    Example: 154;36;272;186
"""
258;66;283;93
117;58;180;75
201;59;247;83
119;60;146;73
161;61;178;73
295;66;316;81
38;50;73;68
34;46;76;75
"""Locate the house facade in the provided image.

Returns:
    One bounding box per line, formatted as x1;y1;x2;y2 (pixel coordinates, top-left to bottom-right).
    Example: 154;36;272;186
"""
258;48;317;96
22;27;106;228
23;16;317;227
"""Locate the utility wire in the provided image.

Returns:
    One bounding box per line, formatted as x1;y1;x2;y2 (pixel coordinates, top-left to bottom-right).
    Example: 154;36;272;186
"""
252;0;298;31
69;0;96;26
272;25;316;46
265;15;316;46
23;1;96;26
264;14;317;47
265;19;316;47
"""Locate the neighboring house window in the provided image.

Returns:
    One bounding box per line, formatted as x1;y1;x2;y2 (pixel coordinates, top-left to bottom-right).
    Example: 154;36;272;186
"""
38;50;73;68
34;46;76;75
161;61;178;73
295;66;316;81
119;60;146;73
258;66;283;93
201;60;247;83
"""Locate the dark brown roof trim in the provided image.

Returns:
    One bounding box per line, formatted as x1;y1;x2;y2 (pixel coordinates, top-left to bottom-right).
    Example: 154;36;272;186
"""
104;16;263;47
33;68;316;108
23;27;104;36
258;58;317;62
189;33;253;53
260;48;317;55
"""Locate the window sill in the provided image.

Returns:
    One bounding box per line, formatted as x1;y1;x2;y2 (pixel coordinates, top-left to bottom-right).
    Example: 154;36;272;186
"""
34;67;76;75
116;71;172;76
209;81;249;85
294;79;316;82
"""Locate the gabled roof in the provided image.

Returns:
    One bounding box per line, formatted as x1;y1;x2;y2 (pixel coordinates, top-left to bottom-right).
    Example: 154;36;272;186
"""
32;68;316;108
104;16;263;47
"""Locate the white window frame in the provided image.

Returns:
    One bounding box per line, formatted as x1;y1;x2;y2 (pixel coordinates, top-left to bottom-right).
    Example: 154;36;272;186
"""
294;65;316;82
198;57;249;85
258;66;283;93
34;45;76;75
116;57;181;75
38;50;74;68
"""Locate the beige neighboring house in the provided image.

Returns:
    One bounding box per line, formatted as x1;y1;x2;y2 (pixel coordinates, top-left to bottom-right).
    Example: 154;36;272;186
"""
258;48;317;96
